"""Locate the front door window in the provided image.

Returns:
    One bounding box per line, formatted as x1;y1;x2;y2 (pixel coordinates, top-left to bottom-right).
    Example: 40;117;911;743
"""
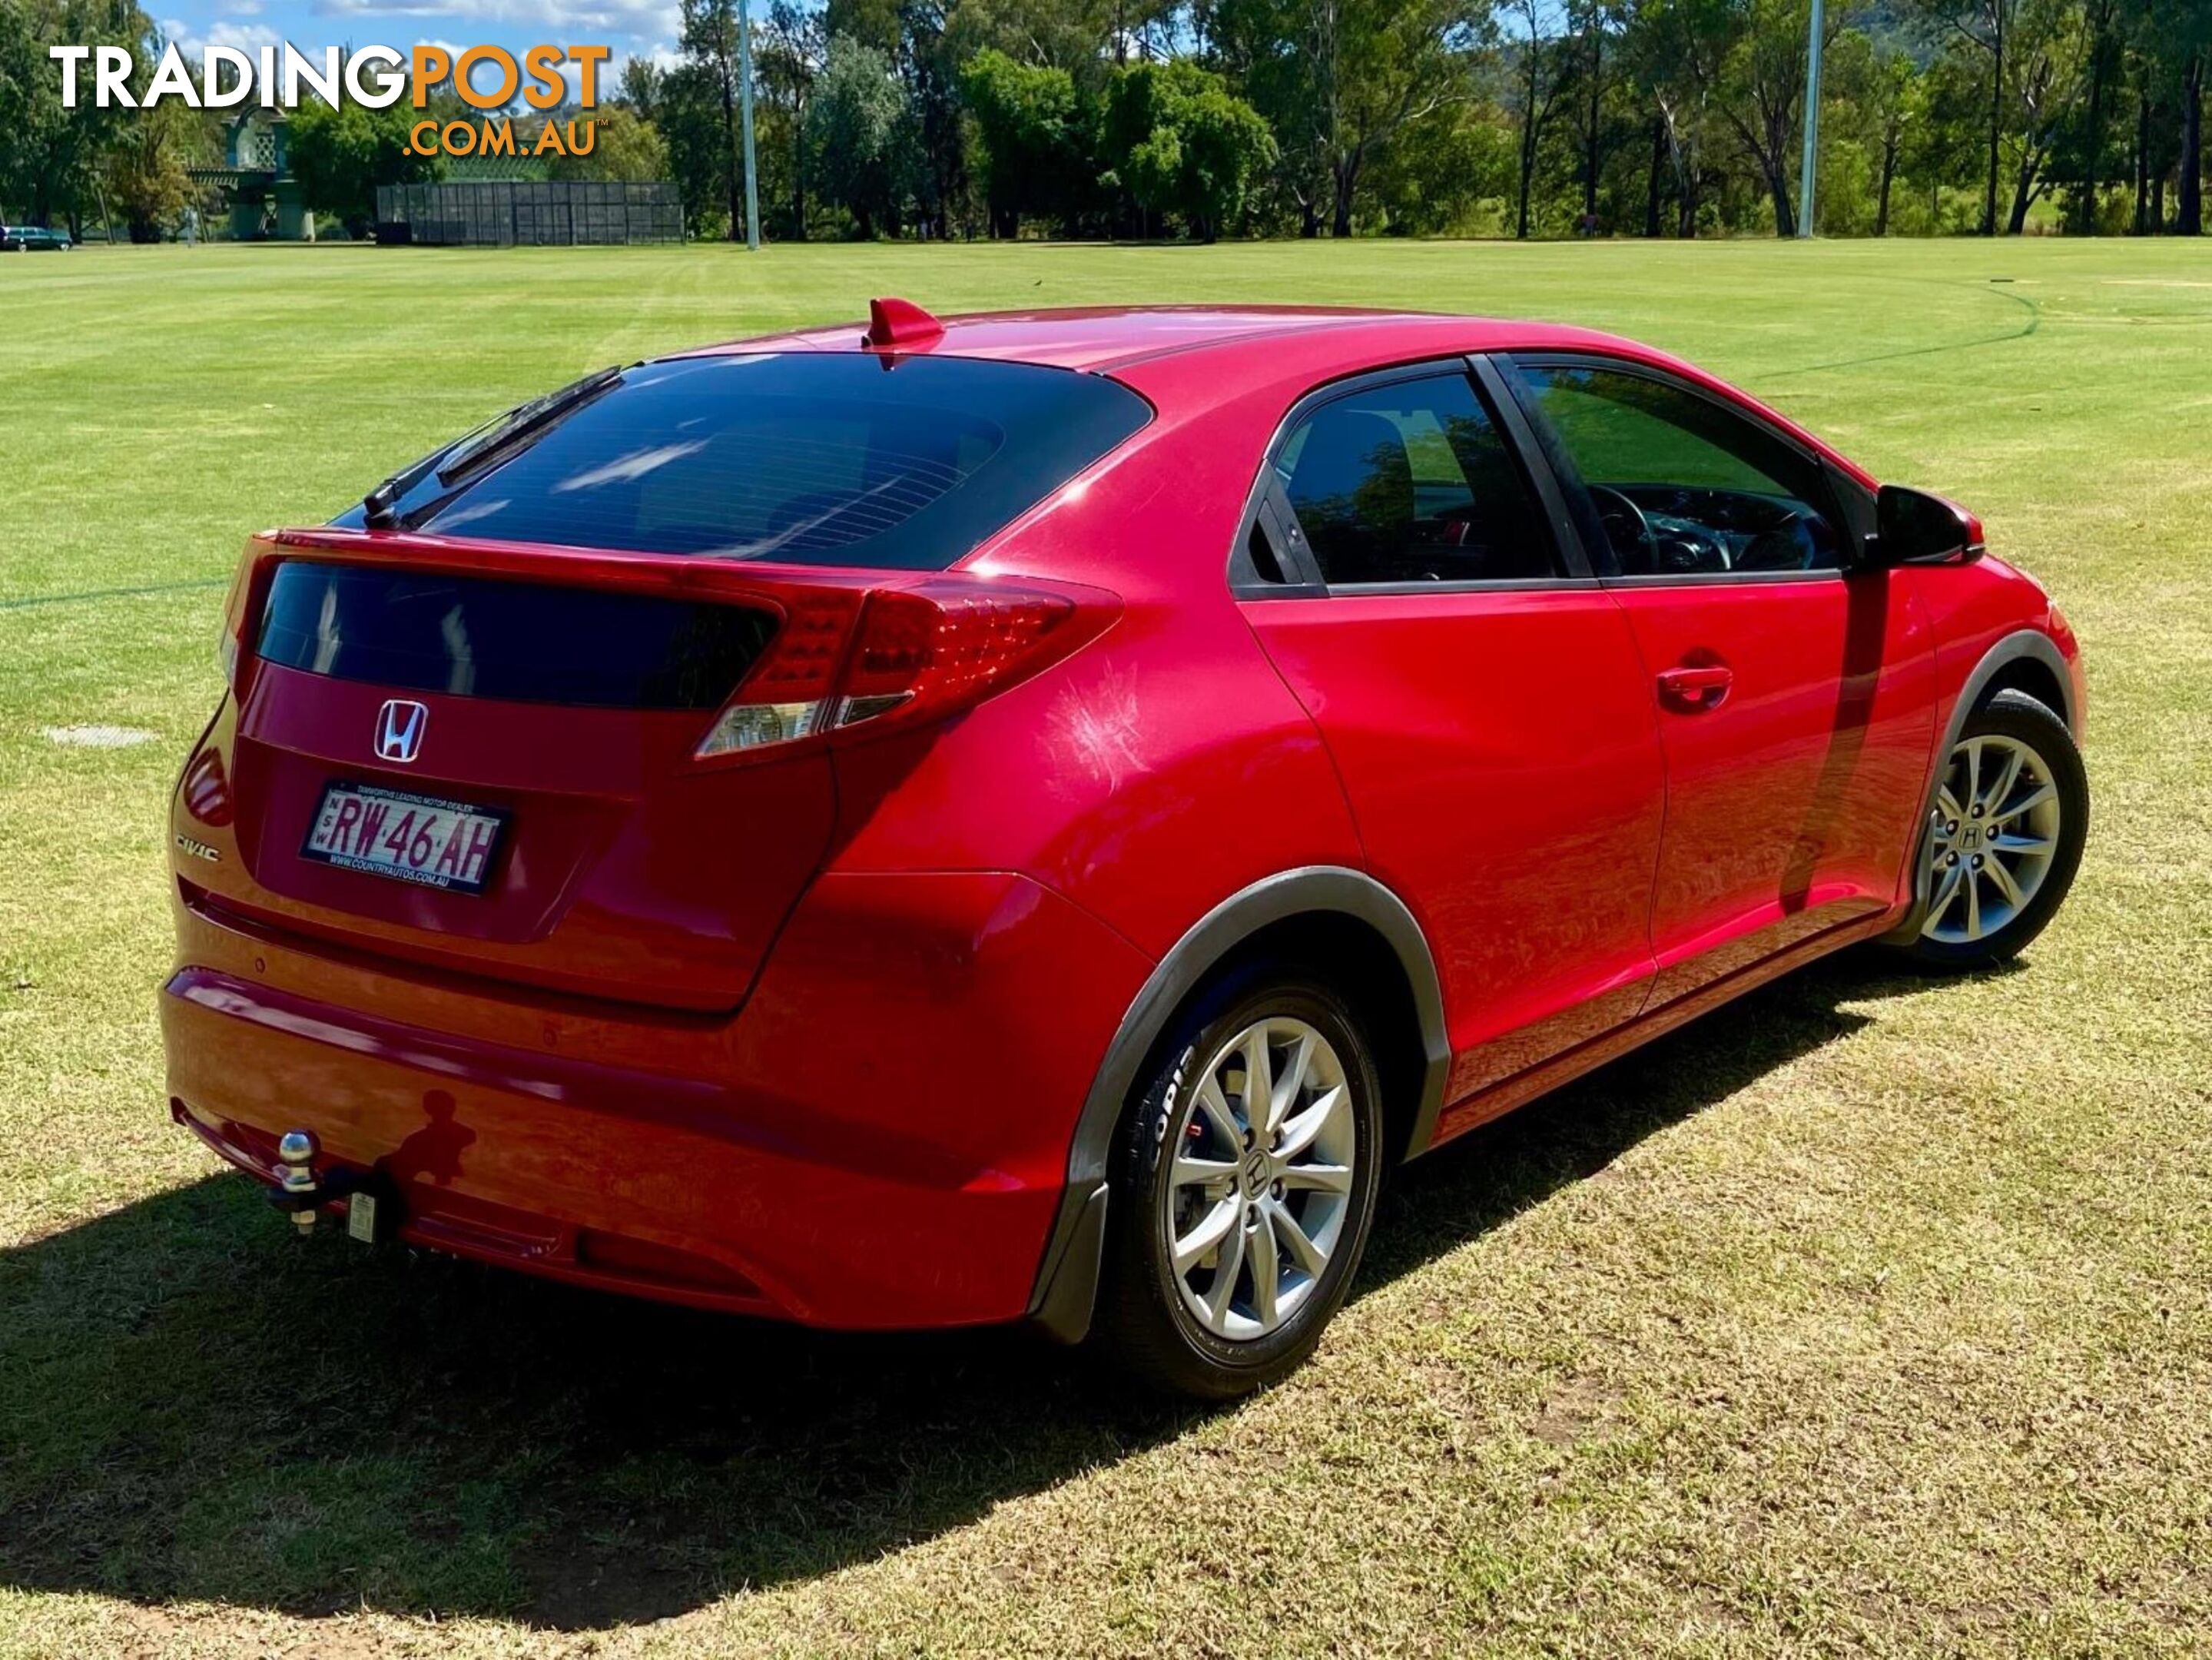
1513;364;1843;578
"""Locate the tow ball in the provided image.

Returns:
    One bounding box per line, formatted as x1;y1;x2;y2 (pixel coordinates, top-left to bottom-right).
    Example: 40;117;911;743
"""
268;1130;387;1241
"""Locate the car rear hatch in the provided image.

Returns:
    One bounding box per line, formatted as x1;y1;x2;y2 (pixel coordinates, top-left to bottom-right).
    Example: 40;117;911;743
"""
193;536;854;1010
177;348;1147;1011
194;532;1128;1011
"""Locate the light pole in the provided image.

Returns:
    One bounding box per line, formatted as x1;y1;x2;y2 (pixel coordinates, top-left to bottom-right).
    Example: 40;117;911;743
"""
737;0;761;250
1797;0;1824;237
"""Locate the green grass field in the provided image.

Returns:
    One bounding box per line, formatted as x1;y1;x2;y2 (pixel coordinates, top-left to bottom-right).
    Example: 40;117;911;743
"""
2;238;2209;1658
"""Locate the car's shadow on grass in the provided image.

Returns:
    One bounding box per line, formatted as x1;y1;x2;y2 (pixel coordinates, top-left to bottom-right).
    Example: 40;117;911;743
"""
0;951;1963;1628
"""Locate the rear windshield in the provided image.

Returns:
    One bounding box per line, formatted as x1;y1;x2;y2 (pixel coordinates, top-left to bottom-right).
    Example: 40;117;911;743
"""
337;353;1151;570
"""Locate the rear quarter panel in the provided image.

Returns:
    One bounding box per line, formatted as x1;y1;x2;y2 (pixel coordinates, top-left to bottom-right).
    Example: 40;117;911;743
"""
826;398;1366;959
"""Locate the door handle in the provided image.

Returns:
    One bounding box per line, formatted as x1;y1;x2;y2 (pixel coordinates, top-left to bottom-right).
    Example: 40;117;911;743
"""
1657;663;1733;711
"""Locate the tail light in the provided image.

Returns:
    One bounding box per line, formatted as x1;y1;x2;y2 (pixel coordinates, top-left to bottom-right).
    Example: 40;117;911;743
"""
216;535;304;699
201;529;1118;759
215;543;264;693
695;577;1116;760
181;746;233;825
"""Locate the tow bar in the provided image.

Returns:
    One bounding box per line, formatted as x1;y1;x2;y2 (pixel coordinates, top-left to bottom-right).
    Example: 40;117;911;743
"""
268;1129;392;1242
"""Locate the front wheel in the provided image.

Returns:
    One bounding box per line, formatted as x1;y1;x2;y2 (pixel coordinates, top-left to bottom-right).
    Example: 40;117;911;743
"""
1093;971;1385;1399
1902;689;2087;971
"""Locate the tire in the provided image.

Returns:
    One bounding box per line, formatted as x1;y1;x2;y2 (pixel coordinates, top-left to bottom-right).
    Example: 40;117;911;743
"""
1092;967;1385;1399
1900;689;2087;971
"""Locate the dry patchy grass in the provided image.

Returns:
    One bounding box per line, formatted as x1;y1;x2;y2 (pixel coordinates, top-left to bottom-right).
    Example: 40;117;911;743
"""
2;237;2208;1657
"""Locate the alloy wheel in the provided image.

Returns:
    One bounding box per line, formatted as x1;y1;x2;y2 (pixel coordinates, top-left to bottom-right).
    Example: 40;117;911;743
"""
1921;732;2064;945
1162;1016;1357;1341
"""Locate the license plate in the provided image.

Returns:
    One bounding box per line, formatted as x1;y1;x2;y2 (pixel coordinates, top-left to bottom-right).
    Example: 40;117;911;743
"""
302;781;509;895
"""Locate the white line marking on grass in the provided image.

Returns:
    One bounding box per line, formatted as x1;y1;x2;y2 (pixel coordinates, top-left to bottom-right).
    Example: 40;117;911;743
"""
41;725;155;749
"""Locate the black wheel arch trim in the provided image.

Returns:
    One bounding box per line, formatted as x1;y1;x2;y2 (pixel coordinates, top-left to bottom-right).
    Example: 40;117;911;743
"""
1881;627;2078;944
1026;865;1451;1344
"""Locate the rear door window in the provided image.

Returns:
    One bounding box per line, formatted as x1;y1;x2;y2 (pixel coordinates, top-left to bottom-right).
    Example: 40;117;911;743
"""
342;353;1151;570
1272;370;1557;586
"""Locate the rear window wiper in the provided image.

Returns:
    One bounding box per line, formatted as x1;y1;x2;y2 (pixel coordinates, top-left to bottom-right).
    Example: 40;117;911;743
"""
362;365;625;528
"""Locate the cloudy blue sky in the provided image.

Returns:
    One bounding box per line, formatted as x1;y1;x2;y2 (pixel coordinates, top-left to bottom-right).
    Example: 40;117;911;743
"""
156;0;688;105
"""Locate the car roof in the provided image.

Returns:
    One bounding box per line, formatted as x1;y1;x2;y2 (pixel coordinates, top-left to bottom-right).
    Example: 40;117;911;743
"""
663;303;1862;483
669;305;1645;377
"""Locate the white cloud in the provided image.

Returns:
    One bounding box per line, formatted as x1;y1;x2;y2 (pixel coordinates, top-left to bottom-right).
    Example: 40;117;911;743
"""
161;17;287;58
313;0;680;46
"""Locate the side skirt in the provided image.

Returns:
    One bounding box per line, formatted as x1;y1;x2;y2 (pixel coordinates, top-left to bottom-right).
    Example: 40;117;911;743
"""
1418;909;1900;1152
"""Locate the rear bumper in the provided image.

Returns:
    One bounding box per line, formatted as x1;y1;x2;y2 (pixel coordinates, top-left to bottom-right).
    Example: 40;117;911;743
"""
161;869;1153;1330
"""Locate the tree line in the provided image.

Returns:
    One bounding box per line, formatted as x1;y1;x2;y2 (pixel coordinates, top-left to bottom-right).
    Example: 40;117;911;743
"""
3;0;2207;239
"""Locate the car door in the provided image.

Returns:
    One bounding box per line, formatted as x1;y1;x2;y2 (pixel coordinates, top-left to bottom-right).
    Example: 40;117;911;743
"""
1234;360;1668;1121
1499;354;1938;1008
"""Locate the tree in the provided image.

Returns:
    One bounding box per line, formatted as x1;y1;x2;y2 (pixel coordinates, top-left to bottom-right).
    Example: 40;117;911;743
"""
822;0;968;237
104;90;204;240
961;48;1093;235
287;98;441;239
1197;0;1335;232
1922;0;2098;234
807;34;907;235
652;62;739;236
620;55;665;115
1363;101;1519;230
15;0;2199;247
904;6;973;237
1623;0;1712;234
825;0;906;53
1204;0;1481;236
546;106;672;181
1870;44;1925;233
1174;78;1282;237
756;1;827;237
1505;0;1574;235
2069;0;2122;229
2185;45;2206;231
0;0;148;233
1312;0;1485;234
682;0;754;241
2138;0;2212;232
1565;0;1629;225
1100;60;1278;238
1922;0;2023;231
944;0;1130;78
2000;0;2097;231
1651;0;1831;235
1816;28;1920;233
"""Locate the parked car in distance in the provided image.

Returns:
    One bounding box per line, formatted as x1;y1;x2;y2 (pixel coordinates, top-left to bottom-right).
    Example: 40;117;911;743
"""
164;300;2088;1397
1;223;72;251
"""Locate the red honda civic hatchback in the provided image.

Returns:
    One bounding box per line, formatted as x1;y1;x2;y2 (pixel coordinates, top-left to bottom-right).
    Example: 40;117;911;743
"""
163;300;2088;1396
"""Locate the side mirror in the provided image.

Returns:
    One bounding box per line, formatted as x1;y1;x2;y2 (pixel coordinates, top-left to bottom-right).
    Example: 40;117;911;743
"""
1867;486;1985;569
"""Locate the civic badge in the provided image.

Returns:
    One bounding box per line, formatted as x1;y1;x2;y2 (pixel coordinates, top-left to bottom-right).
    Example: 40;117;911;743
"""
375;699;428;765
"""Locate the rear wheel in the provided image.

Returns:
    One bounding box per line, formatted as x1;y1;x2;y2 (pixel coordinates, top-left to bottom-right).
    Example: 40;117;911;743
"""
1902;689;2087;970
1093;971;1385;1399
